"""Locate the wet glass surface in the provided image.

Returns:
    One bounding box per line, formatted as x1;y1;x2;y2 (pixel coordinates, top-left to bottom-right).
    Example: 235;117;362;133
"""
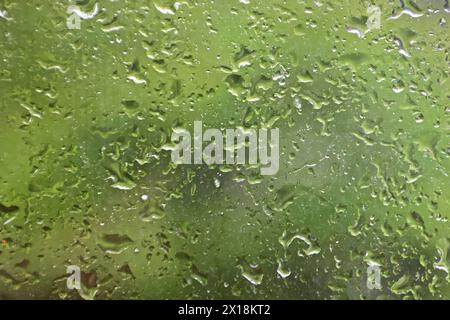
0;0;449;299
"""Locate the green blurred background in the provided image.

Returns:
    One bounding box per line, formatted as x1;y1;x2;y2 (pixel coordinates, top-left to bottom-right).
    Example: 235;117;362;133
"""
0;0;449;299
